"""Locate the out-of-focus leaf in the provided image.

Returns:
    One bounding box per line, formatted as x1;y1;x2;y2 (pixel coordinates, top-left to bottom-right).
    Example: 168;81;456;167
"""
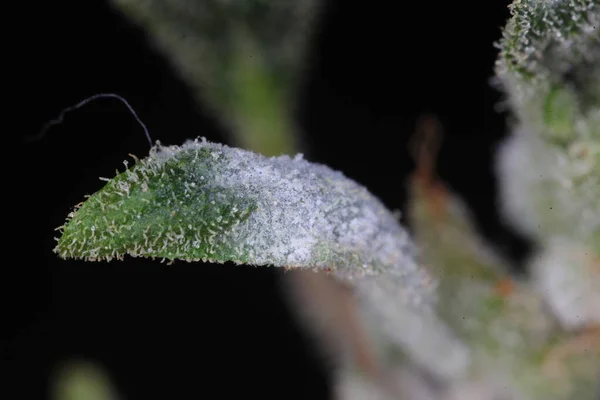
408;115;600;399
110;0;321;155
51;360;119;400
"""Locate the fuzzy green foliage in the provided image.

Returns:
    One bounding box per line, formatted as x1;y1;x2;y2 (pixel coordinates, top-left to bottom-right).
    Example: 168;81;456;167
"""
498;0;598;80
55;145;255;262
496;0;600;139
55;139;433;297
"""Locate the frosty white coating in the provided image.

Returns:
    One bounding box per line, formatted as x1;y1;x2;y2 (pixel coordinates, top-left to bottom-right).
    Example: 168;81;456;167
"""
169;138;436;306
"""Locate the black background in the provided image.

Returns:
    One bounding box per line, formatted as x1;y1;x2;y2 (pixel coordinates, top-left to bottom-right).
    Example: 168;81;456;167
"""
6;0;531;398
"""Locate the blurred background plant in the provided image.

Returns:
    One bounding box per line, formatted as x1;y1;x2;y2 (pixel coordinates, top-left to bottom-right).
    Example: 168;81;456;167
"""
51;360;120;400
112;0;321;156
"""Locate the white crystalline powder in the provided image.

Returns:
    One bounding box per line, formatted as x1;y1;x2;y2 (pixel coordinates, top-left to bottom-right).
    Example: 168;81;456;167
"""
149;138;437;310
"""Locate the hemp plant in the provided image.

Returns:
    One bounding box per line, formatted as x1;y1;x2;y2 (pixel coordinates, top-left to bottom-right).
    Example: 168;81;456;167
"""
53;0;599;399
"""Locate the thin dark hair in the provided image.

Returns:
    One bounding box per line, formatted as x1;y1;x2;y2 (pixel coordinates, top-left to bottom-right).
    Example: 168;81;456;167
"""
31;93;152;148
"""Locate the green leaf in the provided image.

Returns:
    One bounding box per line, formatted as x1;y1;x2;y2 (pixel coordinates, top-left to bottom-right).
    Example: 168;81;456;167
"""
56;143;257;263
54;139;430;286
